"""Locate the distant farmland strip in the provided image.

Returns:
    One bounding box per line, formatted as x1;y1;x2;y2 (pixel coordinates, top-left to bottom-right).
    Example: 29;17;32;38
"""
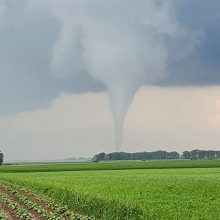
1;160;220;173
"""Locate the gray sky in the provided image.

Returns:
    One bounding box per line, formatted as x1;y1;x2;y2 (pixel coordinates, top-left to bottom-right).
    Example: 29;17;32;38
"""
0;0;220;161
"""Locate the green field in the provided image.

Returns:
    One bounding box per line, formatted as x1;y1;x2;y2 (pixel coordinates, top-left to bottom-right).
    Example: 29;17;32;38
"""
1;160;220;219
2;159;220;173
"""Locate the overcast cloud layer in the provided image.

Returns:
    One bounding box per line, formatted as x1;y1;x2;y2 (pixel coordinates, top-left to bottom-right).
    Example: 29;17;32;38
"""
0;0;220;160
0;0;220;116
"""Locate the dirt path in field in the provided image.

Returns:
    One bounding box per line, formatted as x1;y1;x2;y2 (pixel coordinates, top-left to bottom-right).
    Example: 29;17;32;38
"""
0;186;47;220
0;198;20;220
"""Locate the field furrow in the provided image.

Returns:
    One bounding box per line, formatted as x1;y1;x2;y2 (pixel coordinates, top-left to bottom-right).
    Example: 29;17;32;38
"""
0;185;62;220
0;182;94;220
0;191;32;220
15;188;83;220
0;200;12;220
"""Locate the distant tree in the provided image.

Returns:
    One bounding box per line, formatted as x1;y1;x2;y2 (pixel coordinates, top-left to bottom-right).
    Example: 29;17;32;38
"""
92;152;105;161
182;151;190;159
168;151;180;159
182;149;220;160
190;149;200;160
0;151;4;165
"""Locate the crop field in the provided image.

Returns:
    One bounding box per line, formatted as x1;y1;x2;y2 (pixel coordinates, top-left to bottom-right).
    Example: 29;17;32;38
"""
0;181;92;220
1;159;220;173
0;160;220;220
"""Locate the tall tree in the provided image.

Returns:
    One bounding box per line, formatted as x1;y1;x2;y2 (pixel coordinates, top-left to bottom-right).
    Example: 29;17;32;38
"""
0;151;4;165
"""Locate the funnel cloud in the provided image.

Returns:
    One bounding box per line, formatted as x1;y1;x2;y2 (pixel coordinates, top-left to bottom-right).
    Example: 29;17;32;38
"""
0;0;204;151
24;0;198;150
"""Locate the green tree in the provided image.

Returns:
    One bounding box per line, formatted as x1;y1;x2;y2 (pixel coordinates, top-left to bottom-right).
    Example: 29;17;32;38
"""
0;151;4;165
92;152;105;161
182;151;190;159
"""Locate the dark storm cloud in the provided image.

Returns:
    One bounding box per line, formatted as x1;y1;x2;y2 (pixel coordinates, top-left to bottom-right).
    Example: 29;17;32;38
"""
0;0;219;116
0;5;104;116
159;0;220;86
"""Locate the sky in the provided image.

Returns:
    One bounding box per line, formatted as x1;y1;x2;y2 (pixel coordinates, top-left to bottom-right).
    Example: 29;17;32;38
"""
0;0;220;161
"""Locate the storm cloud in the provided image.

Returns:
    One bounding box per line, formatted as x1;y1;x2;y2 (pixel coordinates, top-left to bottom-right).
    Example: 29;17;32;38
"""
0;0;220;159
0;0;219;116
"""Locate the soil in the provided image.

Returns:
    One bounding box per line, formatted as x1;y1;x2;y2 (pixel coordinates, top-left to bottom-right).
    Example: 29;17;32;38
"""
0;198;20;220
0;186;47;220
18;189;54;213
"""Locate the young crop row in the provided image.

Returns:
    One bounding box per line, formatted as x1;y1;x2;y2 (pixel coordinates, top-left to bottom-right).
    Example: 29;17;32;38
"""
18;187;92;220
0;191;32;220
0;207;9;220
8;189;62;220
0;177;143;220
0;182;94;220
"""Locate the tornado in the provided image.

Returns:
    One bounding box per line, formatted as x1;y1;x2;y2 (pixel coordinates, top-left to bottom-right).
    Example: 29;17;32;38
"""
108;83;138;150
26;0;198;151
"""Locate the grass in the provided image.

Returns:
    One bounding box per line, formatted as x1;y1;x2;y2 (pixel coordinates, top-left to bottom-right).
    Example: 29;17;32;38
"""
1;159;220;173
1;160;220;219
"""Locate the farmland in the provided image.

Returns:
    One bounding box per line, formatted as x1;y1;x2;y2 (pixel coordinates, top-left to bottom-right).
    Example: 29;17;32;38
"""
0;160;220;219
1;159;220;173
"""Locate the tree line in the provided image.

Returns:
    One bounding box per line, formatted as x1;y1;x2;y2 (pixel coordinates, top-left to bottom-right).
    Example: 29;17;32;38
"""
182;149;220;160
92;149;220;161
